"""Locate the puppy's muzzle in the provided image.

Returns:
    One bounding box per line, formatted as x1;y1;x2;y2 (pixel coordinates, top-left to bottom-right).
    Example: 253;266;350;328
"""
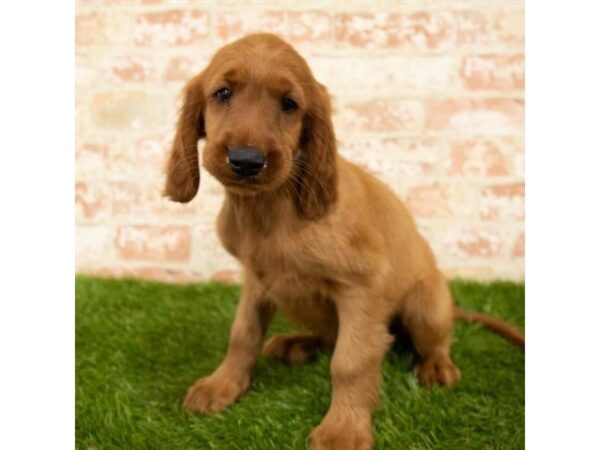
227;147;266;178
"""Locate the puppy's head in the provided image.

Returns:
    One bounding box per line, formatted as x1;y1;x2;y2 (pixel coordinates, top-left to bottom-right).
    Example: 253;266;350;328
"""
164;33;337;219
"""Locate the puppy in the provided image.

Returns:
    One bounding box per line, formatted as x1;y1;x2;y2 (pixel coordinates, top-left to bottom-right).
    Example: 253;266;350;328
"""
164;33;524;450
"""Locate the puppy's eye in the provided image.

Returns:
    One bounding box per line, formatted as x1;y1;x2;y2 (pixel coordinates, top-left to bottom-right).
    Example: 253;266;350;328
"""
214;88;231;103
281;96;298;112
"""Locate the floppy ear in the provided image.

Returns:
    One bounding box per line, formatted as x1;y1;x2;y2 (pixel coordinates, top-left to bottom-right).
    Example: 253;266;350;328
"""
296;83;338;219
164;75;205;203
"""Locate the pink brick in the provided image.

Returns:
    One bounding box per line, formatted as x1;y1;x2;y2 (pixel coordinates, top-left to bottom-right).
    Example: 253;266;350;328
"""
309;55;457;94
288;11;332;44
135;9;209;46
76;181;111;220
78;0;158;4
108;55;157;82
76;144;110;173
461;54;524;90
76;13;108;46
216;10;331;45
495;10;525;47
75;52;93;87
456;10;524;48
163;54;208;81
394;161;438;178
111;182;145;216
513;141;525;178
485;182;525;197
76;226;114;267
339;99;423;132
335;12;454;50
406;183;451;219
338;137;442;178
134;136;170;170
82;136;166;175
164;56;193;81
419;225;516;260
75;2;526;283
426;99;524;134
211;269;243;284
217;11;288;43
447;228;503;258
115;225;191;262
447;139;511;177
109;176;200;217
77;52;159;85
151;193;201;217
76;181;145;221
512;231;525;258
75;9;133;46
90;91;171;132
480;183;525;220
80;266;204;283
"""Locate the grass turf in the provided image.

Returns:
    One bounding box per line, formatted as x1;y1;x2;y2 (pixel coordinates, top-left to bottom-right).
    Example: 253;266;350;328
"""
76;276;524;450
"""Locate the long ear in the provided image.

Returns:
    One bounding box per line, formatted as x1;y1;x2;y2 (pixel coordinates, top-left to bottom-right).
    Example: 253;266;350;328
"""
296;83;338;219
164;75;205;203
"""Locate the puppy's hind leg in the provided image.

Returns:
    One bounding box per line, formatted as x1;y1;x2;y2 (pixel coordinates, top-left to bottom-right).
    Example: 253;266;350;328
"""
402;271;461;387
263;333;327;364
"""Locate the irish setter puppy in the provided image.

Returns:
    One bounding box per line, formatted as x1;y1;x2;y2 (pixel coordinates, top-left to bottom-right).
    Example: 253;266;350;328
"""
164;33;524;450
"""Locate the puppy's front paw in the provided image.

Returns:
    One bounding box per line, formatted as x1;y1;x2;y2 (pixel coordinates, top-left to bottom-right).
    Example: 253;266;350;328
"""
183;370;249;414
309;412;373;450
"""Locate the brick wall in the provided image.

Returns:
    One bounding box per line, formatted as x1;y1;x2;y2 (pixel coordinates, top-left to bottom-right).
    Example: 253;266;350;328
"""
75;0;524;283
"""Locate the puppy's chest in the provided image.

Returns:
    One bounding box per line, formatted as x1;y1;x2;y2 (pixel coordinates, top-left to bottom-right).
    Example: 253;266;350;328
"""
245;240;318;298
244;242;336;332
228;231;326;300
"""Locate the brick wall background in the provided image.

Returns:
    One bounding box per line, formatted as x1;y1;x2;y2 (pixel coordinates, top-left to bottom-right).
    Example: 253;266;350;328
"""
75;0;524;284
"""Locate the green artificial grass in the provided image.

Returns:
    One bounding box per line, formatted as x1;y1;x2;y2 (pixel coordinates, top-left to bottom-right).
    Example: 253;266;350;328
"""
76;277;524;450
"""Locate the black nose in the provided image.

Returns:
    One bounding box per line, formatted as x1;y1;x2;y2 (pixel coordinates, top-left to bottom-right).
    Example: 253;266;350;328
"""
227;147;266;177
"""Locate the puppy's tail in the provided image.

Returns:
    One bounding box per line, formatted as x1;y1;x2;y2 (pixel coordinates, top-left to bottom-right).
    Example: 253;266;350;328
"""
454;306;525;351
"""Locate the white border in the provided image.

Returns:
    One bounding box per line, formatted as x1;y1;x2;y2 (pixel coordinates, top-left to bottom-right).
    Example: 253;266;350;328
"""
527;1;600;448
2;1;600;448
0;1;74;448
